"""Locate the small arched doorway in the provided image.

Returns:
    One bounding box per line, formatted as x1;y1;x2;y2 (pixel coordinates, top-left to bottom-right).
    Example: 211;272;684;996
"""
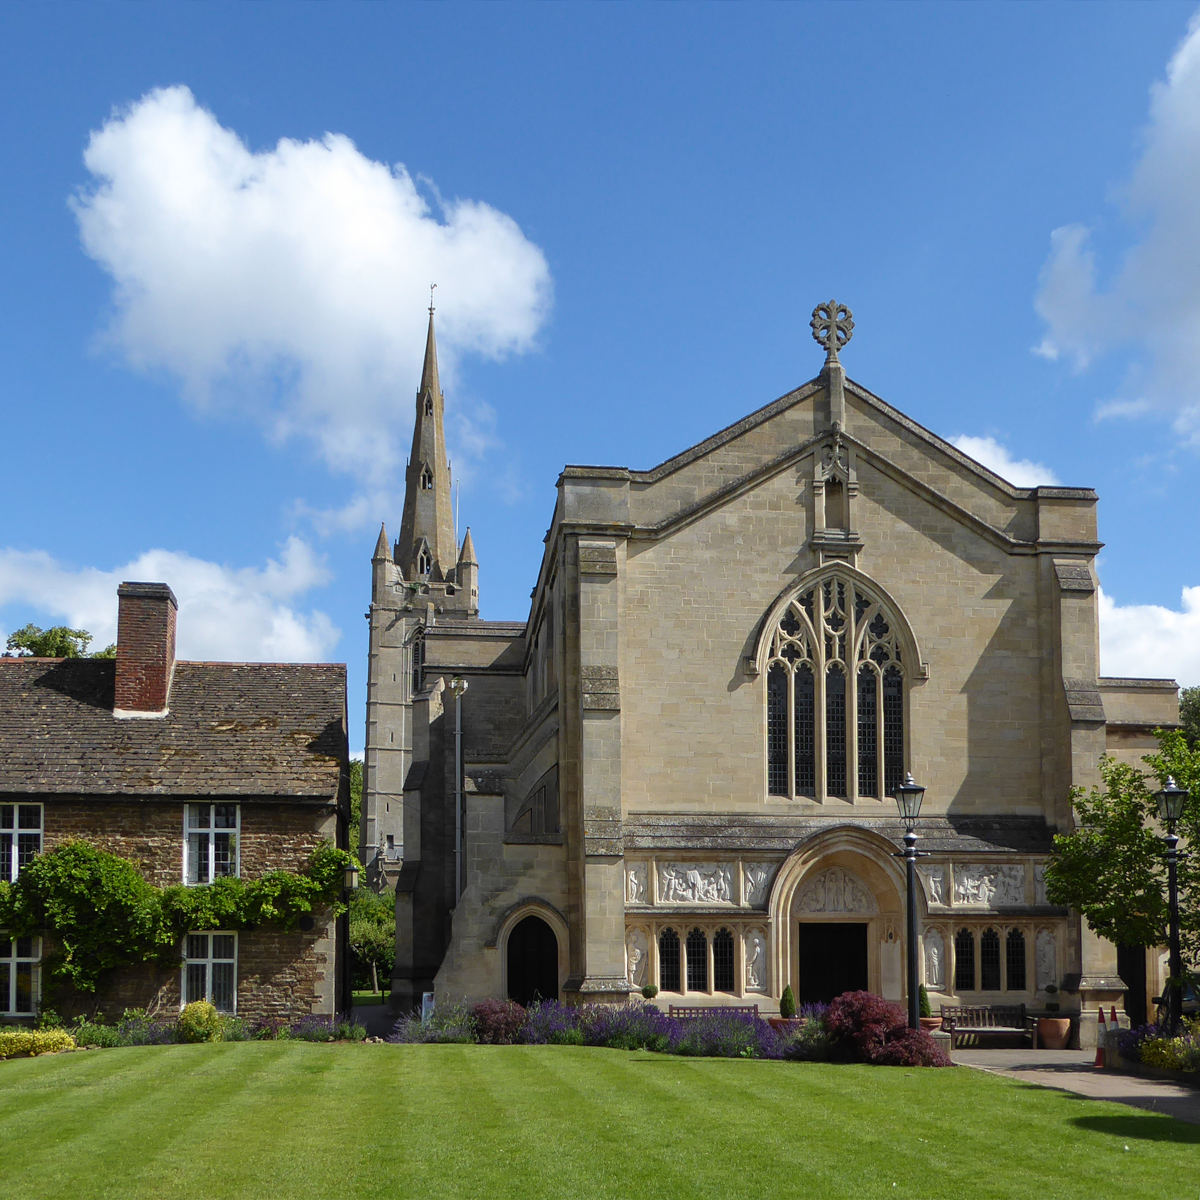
506;915;559;1005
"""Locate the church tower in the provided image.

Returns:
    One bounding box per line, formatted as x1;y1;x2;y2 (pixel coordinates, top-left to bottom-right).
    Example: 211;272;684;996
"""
362;301;480;884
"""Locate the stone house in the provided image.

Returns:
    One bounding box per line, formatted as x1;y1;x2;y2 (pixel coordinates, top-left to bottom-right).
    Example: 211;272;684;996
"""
365;301;1178;1045
0;582;351;1022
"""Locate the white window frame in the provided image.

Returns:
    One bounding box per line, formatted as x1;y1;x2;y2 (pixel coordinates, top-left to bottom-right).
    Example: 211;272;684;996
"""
182;931;238;1013
183;803;240;885
1;935;40;1016
1;803;43;882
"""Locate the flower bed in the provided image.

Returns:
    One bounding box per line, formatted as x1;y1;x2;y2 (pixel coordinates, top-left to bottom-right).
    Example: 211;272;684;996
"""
1115;1018;1200;1075
1;1004;368;1054
389;991;950;1067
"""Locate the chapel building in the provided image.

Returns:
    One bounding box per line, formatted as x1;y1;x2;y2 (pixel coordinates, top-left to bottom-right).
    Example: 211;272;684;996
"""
363;300;1178;1046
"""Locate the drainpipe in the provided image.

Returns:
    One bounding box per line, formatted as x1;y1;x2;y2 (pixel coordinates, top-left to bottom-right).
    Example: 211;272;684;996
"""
448;677;468;902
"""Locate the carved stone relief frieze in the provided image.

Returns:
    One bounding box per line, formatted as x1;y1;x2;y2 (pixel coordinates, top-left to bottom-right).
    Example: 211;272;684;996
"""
657;862;735;904
796;867;876;914
745;929;766;992
1033;864;1048;906
626;929;648;987
743;862;774;907
924;929;945;989
626;862;647;905
919;866;947;906
953;864;1025;907
1035;929;1057;989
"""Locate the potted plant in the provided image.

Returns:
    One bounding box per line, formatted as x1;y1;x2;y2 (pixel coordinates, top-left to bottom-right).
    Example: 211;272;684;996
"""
641;984;659;1002
769;984;803;1034
1036;985;1071;1049
918;985;942;1032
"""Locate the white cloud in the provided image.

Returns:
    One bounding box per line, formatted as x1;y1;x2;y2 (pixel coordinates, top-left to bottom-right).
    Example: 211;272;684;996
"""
71;85;552;491
1099;586;1200;686
949;435;1062;487
1034;15;1200;443
0;537;338;662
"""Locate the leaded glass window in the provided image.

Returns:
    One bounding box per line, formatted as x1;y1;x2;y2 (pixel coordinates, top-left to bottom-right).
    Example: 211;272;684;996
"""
954;928;975;992
1006;930;1026;991
713;928;735;993
0;804;41;882
765;575;906;800
658;928;681;992
686;928;708;992
183;932;237;1013
0;936;38;1016
980;928;1001;990
184;804;239;885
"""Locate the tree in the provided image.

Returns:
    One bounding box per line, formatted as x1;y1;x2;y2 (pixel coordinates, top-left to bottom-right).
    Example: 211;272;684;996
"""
1181;686;1199;749
1045;729;1200;969
5;624;114;658
348;885;394;998
348;759;363;855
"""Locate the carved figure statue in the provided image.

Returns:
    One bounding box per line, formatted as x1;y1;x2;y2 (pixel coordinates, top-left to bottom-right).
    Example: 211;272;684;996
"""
924;929;945;988
626;863;646;904
797;867;874;914
746;930;765;991
1033;864;1048;906
626;929;647;987
657;862;734;904
1036;930;1056;990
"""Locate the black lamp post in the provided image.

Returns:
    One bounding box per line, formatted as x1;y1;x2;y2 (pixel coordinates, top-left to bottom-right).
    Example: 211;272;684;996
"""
1154;775;1188;1036
893;772;926;1030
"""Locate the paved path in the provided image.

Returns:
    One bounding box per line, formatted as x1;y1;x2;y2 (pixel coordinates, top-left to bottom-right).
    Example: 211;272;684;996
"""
954;1047;1200;1126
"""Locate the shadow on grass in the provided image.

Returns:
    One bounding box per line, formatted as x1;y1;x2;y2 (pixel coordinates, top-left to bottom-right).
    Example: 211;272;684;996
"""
1069;1113;1200;1144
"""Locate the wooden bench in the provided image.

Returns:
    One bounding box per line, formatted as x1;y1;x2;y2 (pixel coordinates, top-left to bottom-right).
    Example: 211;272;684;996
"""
939;1004;1036;1048
668;1004;760;1020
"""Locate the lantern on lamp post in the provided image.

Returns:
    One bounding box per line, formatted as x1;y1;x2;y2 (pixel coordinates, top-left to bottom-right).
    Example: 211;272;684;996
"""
1154;776;1188;1036
892;772;926;1030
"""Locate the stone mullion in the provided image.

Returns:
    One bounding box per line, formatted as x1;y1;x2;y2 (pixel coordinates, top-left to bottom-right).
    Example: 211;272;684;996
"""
786;663;796;799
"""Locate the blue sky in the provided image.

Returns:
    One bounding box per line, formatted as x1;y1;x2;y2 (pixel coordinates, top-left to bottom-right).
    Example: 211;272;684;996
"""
2;1;1199;753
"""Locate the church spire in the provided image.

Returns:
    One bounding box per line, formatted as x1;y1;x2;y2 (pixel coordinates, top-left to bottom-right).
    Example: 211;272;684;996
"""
397;300;457;581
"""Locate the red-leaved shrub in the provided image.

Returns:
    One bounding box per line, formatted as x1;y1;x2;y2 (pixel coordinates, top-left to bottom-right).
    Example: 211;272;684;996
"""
869;1026;951;1067
471;999;527;1045
826;991;950;1067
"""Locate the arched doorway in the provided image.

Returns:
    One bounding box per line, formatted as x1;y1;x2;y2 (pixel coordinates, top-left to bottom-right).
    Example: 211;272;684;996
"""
506;915;559;1005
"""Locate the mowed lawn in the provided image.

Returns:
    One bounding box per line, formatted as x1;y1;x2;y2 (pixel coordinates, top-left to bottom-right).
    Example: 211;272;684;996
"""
3;1042;1196;1200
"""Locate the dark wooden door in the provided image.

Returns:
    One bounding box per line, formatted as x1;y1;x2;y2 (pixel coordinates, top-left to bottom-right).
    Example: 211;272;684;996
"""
506;916;559;1005
796;922;868;1005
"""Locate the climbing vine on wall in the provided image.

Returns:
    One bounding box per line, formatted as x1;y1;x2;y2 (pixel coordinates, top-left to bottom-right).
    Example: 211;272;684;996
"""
0;840;356;995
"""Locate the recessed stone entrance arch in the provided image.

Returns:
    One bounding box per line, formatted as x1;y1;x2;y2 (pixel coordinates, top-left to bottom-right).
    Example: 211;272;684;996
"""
767;827;910;1006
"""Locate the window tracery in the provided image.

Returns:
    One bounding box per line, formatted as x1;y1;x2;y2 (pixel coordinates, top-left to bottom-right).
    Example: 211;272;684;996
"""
766;576;906;800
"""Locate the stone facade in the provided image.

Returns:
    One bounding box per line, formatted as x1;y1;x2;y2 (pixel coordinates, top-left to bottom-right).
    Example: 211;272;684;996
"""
372;302;1179;1043
0;582;350;1023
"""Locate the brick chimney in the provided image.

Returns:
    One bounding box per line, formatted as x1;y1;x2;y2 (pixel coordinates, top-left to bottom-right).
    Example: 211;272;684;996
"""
114;582;178;716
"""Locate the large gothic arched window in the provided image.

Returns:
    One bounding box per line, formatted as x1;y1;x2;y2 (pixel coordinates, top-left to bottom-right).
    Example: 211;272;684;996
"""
766;576;906;801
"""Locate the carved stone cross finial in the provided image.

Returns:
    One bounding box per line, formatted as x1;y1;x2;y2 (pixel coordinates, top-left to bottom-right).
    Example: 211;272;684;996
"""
810;299;854;363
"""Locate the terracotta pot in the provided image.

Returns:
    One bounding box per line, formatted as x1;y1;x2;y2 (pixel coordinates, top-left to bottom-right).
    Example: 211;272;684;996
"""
919;1016;943;1033
1037;1017;1071;1049
768;1017;804;1034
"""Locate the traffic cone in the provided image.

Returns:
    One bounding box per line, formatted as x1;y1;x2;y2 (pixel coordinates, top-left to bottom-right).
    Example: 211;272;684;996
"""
1094;1007;1106;1068
1110;1005;1119;1028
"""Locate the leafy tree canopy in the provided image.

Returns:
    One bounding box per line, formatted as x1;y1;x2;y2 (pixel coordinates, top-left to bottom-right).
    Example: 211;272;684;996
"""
1181;686;1199;749
1045;729;1200;963
5;623;115;658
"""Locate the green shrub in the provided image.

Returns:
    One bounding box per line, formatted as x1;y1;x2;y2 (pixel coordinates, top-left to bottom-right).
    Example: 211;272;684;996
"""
178;1001;223;1043
0;1027;76;1058
641;984;659;1000
918;985;932;1019
71;1019;123;1048
779;985;797;1020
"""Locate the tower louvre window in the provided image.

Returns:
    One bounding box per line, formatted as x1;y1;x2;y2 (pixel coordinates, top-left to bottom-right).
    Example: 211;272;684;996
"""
764;575;908;802
420;465;434;490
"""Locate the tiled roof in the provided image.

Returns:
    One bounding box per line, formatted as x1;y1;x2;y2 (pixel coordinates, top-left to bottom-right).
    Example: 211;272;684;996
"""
0;658;346;798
